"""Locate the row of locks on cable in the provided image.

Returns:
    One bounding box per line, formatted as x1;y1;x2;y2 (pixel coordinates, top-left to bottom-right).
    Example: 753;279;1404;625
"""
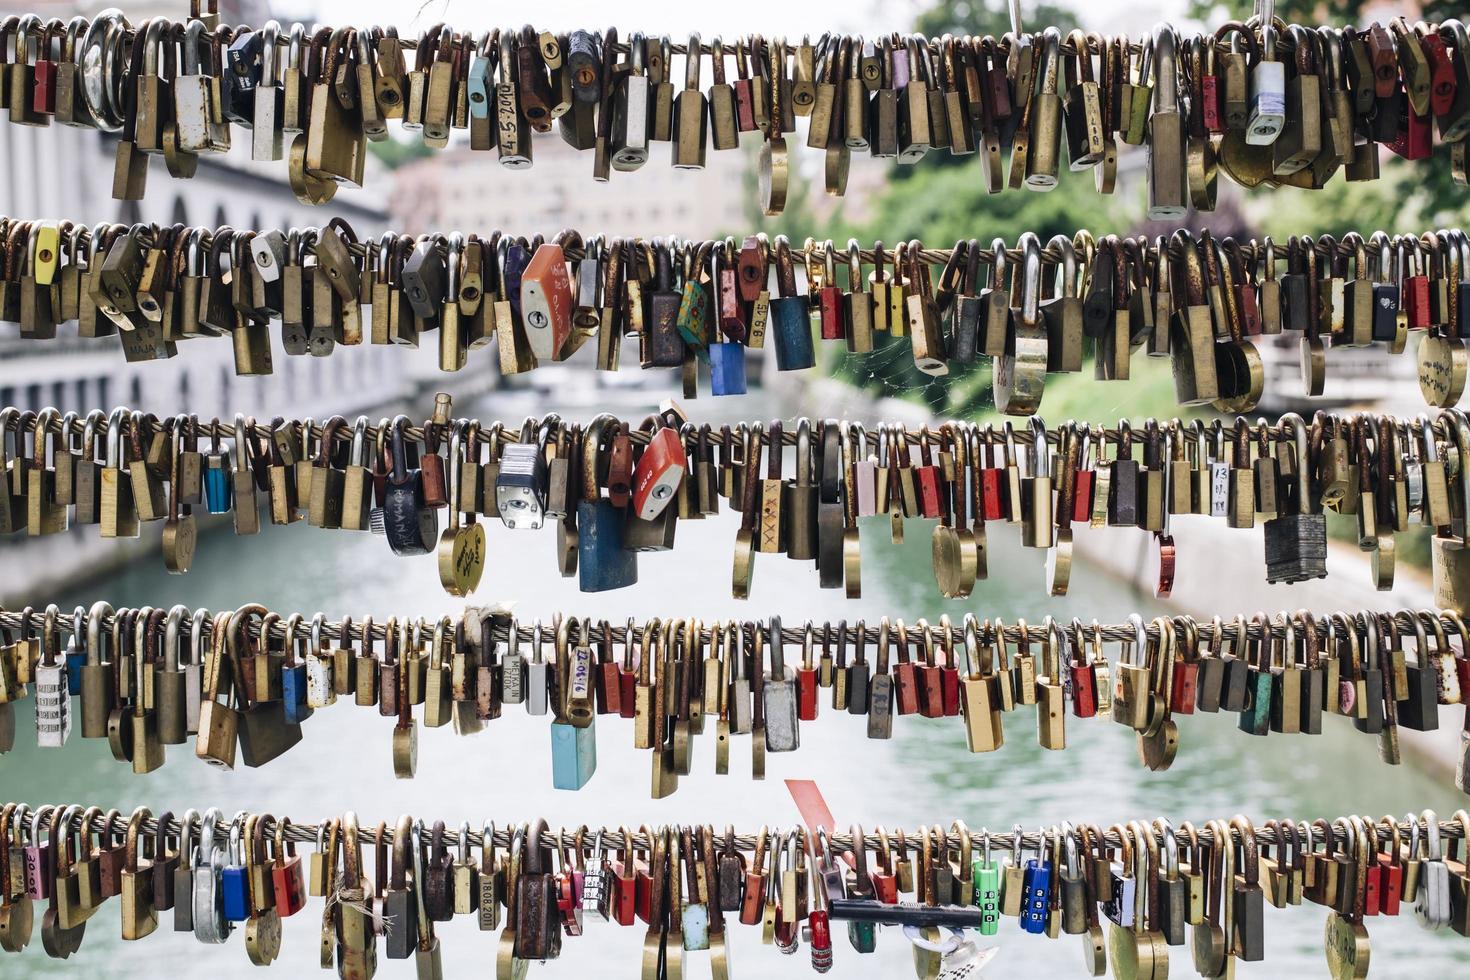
3;8;1469;211
0;604;1467;797
1;804;1469;979
12;404;1470;597
6;217;1470;411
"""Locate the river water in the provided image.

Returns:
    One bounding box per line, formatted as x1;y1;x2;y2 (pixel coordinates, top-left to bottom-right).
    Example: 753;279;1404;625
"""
4;389;1469;978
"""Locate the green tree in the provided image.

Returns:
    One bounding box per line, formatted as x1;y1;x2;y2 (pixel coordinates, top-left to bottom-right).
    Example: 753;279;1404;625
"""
824;0;1470;415
368;136;435;170
826;0;1117;414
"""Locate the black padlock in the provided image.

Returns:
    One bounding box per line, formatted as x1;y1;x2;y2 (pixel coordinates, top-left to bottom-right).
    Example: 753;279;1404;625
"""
400;237;446;323
644;239;687;367
422;821;457;921
1082;239;1115;340
950;240;983;362
1262;414;1327;583
222;30;263;126
1370;231;1401;342
513;819;562;961
383;415;438;556
383;816;419;959
1280;236;1311;334
1107;421;1140;527
1396;612;1440;732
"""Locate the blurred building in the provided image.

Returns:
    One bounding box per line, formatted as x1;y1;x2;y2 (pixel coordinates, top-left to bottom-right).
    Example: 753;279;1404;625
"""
0;1;406;425
390;137;749;239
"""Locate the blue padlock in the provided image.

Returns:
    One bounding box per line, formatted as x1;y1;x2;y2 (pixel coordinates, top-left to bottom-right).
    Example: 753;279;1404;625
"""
1019;830;1053;935
64;606;87;695
550;717;597;790
578;499;637;592
203;437;234;514
577;417;639;593
219;817;251;922
770;235;815;371
280;615;314;726
708;341;748;395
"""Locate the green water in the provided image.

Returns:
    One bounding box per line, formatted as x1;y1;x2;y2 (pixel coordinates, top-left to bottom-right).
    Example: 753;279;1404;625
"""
3;393;1469;978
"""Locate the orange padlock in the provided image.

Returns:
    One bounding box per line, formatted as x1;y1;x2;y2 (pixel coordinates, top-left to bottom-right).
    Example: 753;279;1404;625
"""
632;419;687;520
520;242;572;361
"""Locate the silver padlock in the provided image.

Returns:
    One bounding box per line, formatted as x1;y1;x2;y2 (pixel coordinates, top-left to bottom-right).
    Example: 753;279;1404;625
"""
1246;22;1286;145
582;830;611;923
34;605;71;748
500;618;525;705
185;608;206;733
525;624;550;715
306;614;336;709
764;616;800;752
193;808;232;944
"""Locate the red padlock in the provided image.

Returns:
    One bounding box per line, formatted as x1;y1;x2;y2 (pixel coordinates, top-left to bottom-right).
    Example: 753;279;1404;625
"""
796;625;819;722
938;619;962;717
1400;237;1433;329
1164;625;1199;717
870;830;900;904
891;621;921;716
739;830;771;926
1068;620;1099;718
595;622;622;715
270;818;308;917
737;235;767;303
915;432;944;519
1387;100;1432;161
1222;239;1263;337
31;21;60;116
610;829;638;926
1201;45;1223;134
916;620;946;719
607;424;633;508
1419;30;1457;118
1363;852;1382;916
716;242;747;342
520;241;573;362
1374;817;1404;916
557;871;581;936
619;625;641;720
807;906;832;972
632;419;686;520
979;429;1007;521
816;241;846;342
633;830;655;924
95;809;128;899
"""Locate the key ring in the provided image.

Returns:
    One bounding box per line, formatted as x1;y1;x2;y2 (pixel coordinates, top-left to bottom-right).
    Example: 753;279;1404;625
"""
903;923;967;953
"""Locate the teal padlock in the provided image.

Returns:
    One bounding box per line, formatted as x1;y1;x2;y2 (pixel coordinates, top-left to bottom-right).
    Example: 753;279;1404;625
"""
973;833;1002;936
550;716;597;790
676;243;713;356
770;235;815;371
1236;622;1275;736
834;825;874;954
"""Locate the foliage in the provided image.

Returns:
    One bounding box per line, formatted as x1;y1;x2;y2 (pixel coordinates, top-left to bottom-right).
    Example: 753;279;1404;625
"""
368;135;435;170
819;0;1470;419
1185;0;1469;233
1188;0;1462;23
832;161;1119;414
